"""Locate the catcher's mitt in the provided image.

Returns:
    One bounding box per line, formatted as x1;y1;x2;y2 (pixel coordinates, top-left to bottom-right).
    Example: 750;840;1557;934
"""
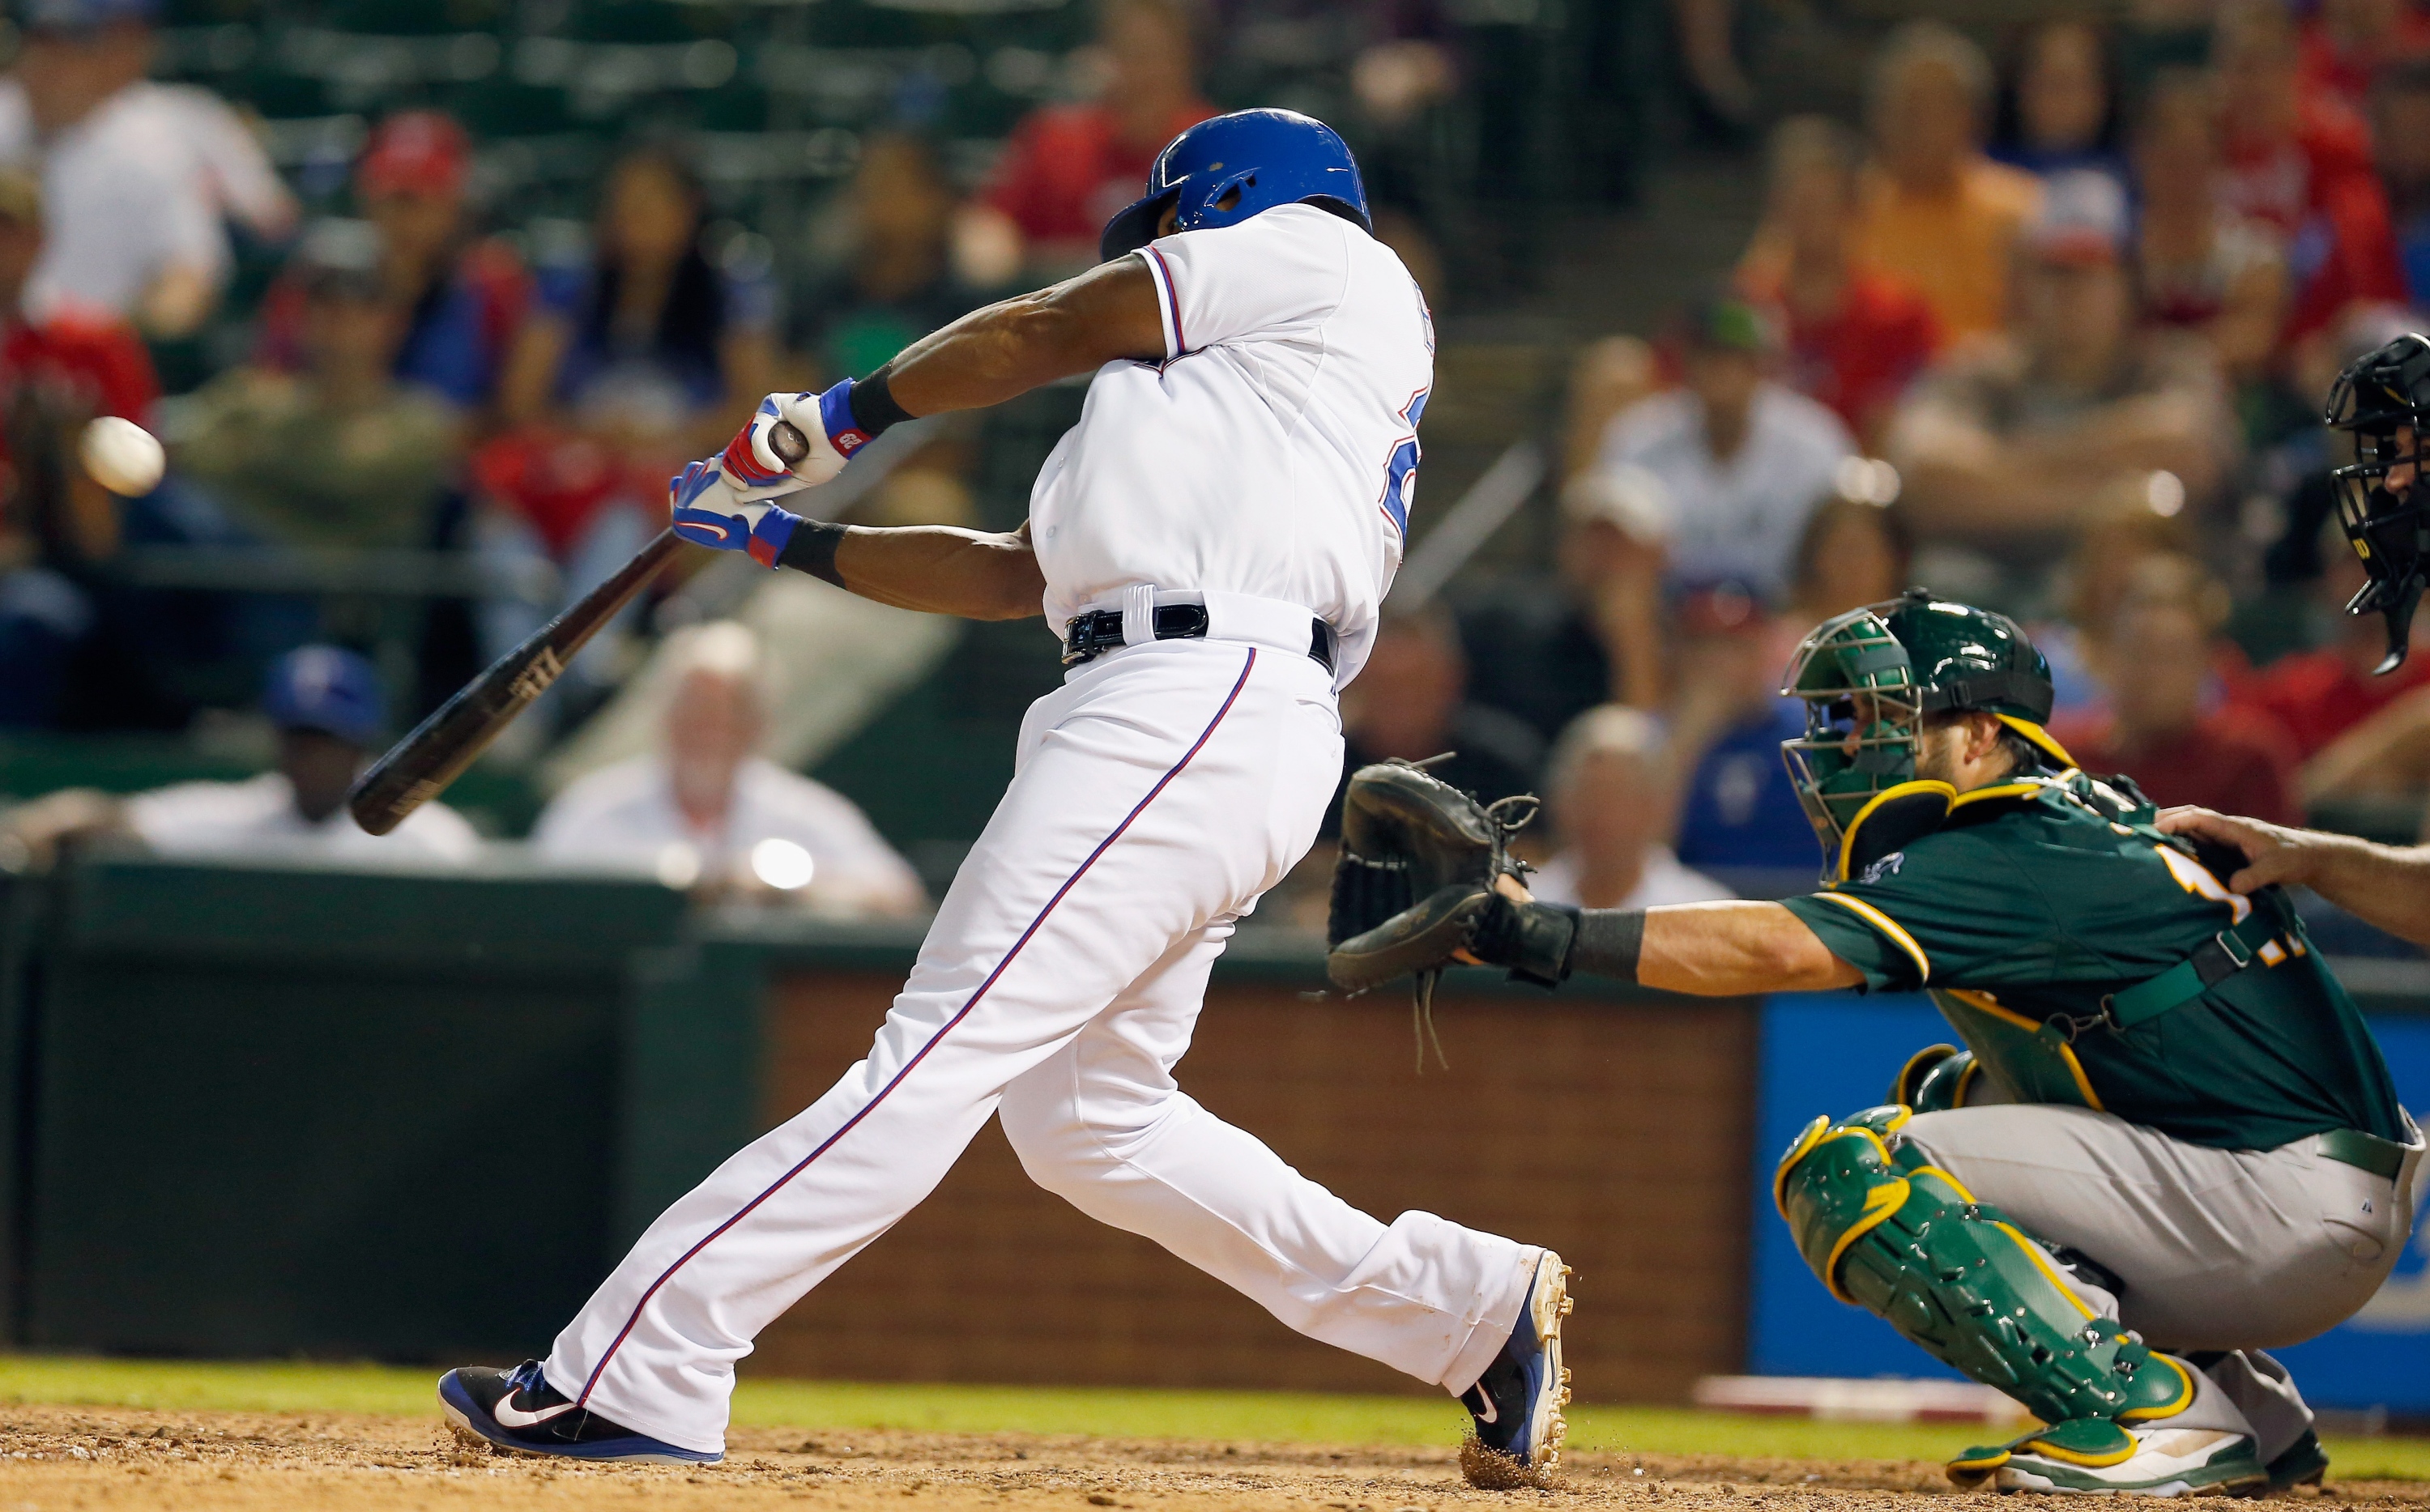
1325;759;1537;1002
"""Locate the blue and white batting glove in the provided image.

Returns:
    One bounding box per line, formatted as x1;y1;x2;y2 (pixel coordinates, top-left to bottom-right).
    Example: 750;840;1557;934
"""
669;459;805;568
714;382;873;502
676;380;880;566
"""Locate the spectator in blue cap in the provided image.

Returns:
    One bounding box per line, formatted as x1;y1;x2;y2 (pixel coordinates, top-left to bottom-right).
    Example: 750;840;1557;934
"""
2;645;480;866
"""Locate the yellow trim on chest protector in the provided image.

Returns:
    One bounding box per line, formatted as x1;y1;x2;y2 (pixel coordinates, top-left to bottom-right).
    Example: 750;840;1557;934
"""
1773;1105;2194;1430
1941;990;2108;1112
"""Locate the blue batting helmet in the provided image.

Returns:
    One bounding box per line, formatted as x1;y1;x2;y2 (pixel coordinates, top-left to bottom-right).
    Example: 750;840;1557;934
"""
1099;109;1371;263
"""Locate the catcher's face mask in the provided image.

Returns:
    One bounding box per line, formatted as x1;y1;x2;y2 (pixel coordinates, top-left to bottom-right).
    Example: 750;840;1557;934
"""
2326;334;2430;673
1779;607;1922;871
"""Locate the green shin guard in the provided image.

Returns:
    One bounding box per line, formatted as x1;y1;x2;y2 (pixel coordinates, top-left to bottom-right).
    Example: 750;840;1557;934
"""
1888;1044;1980;1113
1774;1107;2195;1430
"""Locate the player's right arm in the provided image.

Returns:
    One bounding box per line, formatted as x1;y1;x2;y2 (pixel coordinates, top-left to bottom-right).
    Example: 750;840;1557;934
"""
1478;825;2029;995
1638;901;1865;993
663;258;1168;622
879;257;1165;414
1472;879;1862;994
2157;805;2430;945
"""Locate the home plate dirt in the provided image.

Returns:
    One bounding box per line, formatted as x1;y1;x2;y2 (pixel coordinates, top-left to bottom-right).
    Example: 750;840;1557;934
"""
0;1404;2421;1510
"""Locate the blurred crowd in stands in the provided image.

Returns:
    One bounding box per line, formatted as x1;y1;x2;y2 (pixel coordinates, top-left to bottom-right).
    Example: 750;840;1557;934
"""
1337;0;2430;926
6;0;2430;935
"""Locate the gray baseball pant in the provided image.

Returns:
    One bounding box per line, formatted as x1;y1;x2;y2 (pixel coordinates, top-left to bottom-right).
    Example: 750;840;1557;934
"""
1903;1101;2422;1461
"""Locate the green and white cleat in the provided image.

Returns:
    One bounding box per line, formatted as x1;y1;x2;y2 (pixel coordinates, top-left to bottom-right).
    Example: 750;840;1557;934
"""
1947;1416;2270;1497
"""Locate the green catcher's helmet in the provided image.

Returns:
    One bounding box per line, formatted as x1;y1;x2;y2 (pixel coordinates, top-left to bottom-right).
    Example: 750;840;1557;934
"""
1780;590;2074;878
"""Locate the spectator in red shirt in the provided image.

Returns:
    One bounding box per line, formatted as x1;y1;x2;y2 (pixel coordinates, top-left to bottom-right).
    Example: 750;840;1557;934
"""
0;162;181;728
2300;0;2430;117
2214;0;2407;347
255;112;531;417
1737;115;1941;451
2251;536;2430;811
2053;556;2301;824
2236;538;2430;761
2132;69;2287;385
964;0;1215;279
0;164;156;560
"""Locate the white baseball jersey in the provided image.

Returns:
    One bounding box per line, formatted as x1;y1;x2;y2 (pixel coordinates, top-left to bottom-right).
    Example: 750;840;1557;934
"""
0;79;232;322
531;754;924;916
126;772;480;867
1027;202;1435;688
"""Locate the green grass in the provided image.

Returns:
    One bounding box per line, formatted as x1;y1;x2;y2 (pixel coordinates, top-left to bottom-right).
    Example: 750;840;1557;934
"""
2;1356;2427;1480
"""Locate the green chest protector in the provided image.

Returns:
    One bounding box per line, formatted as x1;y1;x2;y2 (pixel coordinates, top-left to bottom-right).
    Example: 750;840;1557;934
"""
1927;772;2306;1112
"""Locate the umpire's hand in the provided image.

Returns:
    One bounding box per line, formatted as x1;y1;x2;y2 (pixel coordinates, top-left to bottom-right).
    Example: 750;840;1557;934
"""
2155;806;2321;895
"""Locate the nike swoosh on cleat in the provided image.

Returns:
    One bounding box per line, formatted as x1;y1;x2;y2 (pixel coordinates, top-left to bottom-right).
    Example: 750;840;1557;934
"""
490;1393;578;1429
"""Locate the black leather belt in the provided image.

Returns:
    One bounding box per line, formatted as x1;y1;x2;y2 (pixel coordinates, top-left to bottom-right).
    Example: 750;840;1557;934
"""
1062;605;1336;672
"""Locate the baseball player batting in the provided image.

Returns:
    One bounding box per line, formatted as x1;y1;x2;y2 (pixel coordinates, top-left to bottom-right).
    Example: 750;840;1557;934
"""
437;109;1572;1484
1329;590;2420;1497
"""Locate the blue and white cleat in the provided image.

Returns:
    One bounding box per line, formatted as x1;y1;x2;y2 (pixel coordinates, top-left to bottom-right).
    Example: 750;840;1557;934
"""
1458;1249;1574;1488
438;1360;721;1465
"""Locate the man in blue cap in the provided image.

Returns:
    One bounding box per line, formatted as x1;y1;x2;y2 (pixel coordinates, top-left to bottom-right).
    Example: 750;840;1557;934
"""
3;645;476;864
439;109;1571;1487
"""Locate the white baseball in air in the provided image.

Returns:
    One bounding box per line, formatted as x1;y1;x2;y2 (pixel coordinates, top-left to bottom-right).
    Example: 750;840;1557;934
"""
79;415;164;496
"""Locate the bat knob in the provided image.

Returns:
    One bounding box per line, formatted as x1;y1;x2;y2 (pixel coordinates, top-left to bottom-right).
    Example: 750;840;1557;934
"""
769;420;810;467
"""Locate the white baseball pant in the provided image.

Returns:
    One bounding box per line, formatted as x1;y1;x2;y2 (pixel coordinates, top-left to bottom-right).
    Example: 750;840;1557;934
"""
544;631;1538;1454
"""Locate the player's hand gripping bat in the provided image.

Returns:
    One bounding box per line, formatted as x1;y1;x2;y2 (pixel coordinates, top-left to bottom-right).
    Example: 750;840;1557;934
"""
348;420;811;836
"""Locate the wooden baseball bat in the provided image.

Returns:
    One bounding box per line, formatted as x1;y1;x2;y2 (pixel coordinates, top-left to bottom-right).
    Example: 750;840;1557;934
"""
348;420;809;836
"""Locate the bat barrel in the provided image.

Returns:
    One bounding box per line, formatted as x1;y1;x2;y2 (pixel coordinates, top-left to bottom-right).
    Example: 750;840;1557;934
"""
347;528;688;834
346;662;544;835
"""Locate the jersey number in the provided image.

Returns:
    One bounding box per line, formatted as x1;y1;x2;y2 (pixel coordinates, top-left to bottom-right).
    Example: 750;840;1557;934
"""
2155;844;2253;924
1379;389;1428;535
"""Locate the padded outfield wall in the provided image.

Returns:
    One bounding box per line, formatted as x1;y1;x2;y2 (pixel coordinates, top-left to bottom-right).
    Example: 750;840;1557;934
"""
3;857;2425;1410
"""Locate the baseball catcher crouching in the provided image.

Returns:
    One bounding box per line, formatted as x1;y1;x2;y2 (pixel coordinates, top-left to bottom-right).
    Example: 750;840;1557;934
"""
1331;590;2423;1496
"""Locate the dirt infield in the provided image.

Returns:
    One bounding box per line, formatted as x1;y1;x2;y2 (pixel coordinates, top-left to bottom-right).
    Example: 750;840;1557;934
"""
0;1404;2422;1512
